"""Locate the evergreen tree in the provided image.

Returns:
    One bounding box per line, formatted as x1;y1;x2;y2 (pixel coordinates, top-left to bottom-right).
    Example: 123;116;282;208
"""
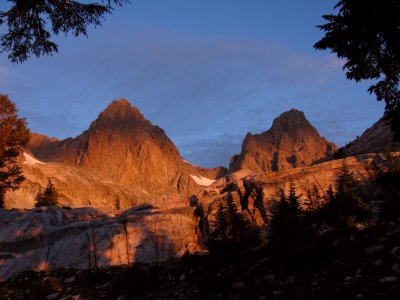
315;0;400;139
211;192;251;247
0;95;30;209
269;185;305;254
313;185;322;210
324;162;372;224
287;181;300;213
277;188;288;211
0;1;130;63
305;185;322;211
212;201;230;241
225;193;240;241
325;185;335;203
375;150;400;221
35;179;58;207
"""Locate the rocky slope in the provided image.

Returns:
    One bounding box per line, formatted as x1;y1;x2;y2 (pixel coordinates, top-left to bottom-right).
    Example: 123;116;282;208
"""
201;153;390;228
22;99;226;205
229;109;336;173
0;152;395;284
341;115;400;156
5;152;160;210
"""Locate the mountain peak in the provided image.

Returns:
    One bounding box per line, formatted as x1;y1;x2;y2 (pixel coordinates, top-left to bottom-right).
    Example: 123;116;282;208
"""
229;109;336;173
270;109;313;133
96;98;145;124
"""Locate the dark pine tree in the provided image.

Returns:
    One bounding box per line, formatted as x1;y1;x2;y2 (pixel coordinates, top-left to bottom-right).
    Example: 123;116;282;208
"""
269;185;306;255
315;0;400;140
35;179;58;207
212;201;230;241
324;162;372;225
0;0;130;63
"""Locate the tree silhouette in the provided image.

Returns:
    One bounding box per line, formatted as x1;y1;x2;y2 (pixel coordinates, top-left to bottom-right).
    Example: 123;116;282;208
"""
212;194;241;240
324;162;371;224
287;181;300;213
35;179;58;207
315;0;400;139
305;184;322;211
269;185;305;254
211;192;250;247
212;201;230;241
0;95;30;209
0;0;130;63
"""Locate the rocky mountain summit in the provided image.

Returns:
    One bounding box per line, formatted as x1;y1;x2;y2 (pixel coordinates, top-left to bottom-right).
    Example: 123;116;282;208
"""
340;115;400;156
21;99;226;208
229;109;337;173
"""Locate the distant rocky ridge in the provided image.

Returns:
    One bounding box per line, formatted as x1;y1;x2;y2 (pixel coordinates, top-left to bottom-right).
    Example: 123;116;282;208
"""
340;115;400;156
8;105;338;210
20;99;226;208
229;109;337;173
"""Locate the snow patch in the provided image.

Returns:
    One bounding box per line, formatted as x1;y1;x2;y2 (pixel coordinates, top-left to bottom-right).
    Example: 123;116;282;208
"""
189;175;215;186
23;152;46;166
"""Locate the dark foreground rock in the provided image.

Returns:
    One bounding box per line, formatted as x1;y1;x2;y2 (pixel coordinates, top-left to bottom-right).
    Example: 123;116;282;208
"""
0;206;201;283
1;219;399;300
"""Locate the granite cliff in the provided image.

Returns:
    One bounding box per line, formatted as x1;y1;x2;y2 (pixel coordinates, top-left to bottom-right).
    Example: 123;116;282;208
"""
22;99;226;207
229;109;336;173
340;115;400;156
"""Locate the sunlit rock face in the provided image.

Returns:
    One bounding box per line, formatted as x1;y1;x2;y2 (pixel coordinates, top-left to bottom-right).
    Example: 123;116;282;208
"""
341;115;400;156
0;205;201;282
199;153;389;235
17;98;226;208
229;109;337;173
0;153;393;282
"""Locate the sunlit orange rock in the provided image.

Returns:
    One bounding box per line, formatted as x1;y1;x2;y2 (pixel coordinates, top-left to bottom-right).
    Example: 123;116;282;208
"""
229;109;336;173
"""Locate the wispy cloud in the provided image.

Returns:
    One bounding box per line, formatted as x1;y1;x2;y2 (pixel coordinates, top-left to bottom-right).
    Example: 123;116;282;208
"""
0;28;384;167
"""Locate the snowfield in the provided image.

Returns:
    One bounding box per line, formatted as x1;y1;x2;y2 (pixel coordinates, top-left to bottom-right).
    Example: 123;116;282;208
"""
23;152;46;165
189;174;215;186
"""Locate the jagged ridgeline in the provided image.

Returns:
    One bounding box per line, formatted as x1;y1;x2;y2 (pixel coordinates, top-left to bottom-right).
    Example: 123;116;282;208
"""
229;109;337;173
6;99;227;209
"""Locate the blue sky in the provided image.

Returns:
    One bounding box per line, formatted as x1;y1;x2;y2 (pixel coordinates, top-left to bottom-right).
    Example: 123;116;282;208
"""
0;0;385;167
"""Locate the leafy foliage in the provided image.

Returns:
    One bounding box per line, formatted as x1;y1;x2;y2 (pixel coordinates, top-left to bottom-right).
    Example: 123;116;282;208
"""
35;179;58;207
0;95;30;209
315;0;400;139
0;0;130;63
